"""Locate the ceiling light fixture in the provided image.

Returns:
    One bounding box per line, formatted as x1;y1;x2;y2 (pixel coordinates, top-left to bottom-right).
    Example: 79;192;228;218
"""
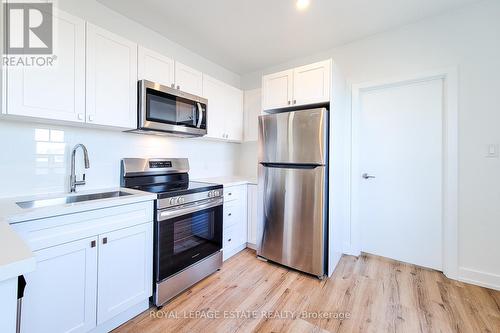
296;0;310;11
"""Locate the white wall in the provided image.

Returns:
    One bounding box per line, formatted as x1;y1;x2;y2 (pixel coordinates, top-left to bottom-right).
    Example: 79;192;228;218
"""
241;0;500;289
0;0;243;198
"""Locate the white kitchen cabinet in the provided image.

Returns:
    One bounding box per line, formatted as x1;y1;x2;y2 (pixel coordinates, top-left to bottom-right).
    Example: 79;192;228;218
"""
203;75;226;139
293;60;331;106
97;223;153;324
262;69;293;110
6;10;86;122
13;201;154;333
175;61;203;96
225;86;244;141
86;23;138;129
262;60;332;111
138;46;175;88
222;185;248;260
21;236;98;333
243;88;262;142
246;184;258;246
203;74;244;142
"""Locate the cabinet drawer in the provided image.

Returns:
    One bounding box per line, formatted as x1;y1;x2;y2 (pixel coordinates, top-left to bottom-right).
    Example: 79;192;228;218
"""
223;224;242;251
223;200;241;229
224;185;245;202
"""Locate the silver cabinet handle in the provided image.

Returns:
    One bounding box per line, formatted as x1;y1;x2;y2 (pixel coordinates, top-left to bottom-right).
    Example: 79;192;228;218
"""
362;173;376;179
293;100;297;105
90;240;96;248
88;115;94;122
77;113;84;120
177;85;180;90
171;83;175;88
288;101;291;105
102;237;108;244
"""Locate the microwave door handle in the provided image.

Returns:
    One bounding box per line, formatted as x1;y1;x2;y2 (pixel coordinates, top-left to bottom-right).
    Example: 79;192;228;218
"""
196;102;203;128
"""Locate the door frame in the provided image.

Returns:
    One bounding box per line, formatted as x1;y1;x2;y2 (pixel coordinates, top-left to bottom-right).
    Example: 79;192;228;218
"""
349;68;458;279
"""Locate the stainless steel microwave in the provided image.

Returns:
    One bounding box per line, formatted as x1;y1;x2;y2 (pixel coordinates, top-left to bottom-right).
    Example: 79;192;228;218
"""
131;80;207;137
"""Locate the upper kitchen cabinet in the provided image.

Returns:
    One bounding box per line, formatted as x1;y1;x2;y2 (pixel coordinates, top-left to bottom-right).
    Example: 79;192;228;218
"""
293;60;331;106
262;69;293;110
225;85;244;141
138;46;175;88
6;10;86;122
243;88;262;142
86;23;138;129
202;74;244;142
262;59;332;111
175;61;203;96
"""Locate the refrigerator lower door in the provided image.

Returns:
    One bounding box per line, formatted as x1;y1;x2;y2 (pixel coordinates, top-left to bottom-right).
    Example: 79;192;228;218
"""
257;164;326;276
258;108;328;165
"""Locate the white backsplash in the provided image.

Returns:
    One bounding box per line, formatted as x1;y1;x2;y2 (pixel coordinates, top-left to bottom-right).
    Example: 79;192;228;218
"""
0;120;240;198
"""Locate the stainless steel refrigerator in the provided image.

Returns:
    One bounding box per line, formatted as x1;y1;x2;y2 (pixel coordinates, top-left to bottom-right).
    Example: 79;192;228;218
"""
257;108;328;278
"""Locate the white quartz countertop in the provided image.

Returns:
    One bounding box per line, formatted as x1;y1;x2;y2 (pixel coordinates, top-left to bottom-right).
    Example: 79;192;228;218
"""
194;176;258;187
0;187;156;282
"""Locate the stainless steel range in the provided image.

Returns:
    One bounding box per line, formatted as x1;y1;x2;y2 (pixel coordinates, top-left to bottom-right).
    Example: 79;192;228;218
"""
121;158;223;306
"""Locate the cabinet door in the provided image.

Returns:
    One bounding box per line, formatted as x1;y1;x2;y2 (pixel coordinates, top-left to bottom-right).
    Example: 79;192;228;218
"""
225;85;244;142
262;69;293;110
97;223;153;324
7;9;85;122
292;60;331;106
138;46;175;88
86;23;137;129
243;88;262;142
202;74;227;140
174;61;203;96
21;237;98;333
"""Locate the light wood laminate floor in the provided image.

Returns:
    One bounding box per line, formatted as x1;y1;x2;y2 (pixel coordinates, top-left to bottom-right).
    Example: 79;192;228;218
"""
115;249;500;333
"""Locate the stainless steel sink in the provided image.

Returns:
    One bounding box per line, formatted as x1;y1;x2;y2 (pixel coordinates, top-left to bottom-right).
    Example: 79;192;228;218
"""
16;191;133;209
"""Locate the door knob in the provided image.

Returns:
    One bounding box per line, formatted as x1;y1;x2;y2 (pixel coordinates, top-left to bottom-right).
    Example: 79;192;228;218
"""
362;173;376;179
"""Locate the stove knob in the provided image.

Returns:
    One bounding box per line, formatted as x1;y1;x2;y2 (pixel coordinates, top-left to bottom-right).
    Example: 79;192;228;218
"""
208;191;213;198
214;190;219;197
178;197;185;204
169;197;177;205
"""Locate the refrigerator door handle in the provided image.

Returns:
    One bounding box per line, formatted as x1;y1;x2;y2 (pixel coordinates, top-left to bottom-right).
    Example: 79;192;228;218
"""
260;162;322;169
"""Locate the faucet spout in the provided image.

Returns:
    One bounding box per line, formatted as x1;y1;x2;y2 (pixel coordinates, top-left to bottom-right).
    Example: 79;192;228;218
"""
70;144;90;193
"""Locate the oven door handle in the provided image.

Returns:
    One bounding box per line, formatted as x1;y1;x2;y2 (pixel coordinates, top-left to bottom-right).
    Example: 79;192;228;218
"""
158;198;223;221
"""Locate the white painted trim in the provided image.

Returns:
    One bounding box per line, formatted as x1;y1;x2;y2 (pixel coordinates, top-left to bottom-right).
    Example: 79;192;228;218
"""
458;268;500;291
349;68;459;280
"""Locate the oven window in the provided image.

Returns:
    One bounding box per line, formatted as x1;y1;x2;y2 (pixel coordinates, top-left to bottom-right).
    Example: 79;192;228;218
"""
156;204;222;281
146;88;204;128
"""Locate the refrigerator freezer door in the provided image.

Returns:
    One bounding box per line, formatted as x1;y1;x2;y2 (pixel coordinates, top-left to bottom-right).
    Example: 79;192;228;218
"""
257;164;326;276
258;108;328;165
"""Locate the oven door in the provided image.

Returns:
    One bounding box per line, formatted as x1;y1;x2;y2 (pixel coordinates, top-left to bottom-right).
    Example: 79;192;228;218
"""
155;198;223;282
139;80;207;136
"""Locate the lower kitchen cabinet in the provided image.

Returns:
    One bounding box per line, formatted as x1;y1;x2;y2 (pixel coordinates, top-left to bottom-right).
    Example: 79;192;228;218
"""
21;236;98;333
13;201;154;333
222;185;248;260
96;223;152;324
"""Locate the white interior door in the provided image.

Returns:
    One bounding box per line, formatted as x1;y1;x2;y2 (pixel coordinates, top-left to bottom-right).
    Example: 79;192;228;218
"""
357;79;443;270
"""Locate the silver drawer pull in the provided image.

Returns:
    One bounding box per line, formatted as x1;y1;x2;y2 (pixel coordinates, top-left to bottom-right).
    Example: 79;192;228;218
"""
228;213;232;216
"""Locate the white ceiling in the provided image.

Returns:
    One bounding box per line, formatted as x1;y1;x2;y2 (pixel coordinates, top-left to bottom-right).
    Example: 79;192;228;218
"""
97;0;480;74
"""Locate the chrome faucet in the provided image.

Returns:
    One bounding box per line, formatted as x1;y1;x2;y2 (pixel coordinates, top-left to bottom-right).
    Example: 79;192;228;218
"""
69;144;90;193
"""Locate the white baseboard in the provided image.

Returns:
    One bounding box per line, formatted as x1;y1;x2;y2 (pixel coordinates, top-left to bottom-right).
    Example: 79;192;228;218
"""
246;242;257;250
458;267;500;291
